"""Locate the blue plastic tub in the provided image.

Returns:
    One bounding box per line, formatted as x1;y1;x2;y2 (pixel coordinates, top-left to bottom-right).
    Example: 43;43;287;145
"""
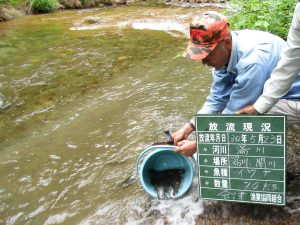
136;145;197;199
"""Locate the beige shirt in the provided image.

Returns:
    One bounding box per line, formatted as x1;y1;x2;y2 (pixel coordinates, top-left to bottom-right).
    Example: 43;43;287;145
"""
254;2;300;113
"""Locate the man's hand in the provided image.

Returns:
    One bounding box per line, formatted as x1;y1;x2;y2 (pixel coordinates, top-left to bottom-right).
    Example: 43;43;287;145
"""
171;129;186;145
173;140;196;157
171;122;195;145
235;105;260;115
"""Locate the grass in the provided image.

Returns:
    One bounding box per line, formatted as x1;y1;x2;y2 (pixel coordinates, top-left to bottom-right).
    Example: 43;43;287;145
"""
31;0;58;13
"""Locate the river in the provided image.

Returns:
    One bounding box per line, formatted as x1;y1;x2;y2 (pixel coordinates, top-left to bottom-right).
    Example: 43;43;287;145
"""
0;5;214;225
0;4;299;225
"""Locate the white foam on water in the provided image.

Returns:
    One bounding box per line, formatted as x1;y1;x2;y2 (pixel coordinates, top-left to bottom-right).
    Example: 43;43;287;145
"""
38;177;52;187
52;124;61;131
18;175;32;183
95;143;102;148
0;159;18;165
50;155;61;160
6;212;24;225
66;143;78;149
151;180;203;225
14;106;55;124
77;172;97;189
125;179;204;225
69;113;80;121
26;205;48;219
44;212;76;225
77;178;203;225
70;18;188;38
79;204;115;225
131;20;186;33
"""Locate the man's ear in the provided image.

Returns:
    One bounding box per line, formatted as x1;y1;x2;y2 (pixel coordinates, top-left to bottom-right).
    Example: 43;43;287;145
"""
223;37;232;51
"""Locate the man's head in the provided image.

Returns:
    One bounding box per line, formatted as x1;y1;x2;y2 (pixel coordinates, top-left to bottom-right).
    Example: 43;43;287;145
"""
183;11;232;68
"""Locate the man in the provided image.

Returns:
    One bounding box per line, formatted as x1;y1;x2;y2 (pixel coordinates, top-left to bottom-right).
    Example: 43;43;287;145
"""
236;1;300;117
172;11;300;157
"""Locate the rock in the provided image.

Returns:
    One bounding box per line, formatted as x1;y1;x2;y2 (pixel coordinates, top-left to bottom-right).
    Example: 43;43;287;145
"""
0;4;23;22
287;125;300;178
58;0;83;9
113;0;127;4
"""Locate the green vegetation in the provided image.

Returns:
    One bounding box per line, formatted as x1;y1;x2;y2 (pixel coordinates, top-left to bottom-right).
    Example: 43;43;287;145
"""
31;0;58;13
0;0;17;5
0;0;29;6
226;0;296;39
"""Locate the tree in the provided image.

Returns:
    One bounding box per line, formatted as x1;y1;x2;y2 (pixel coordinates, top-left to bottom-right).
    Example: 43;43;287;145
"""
226;0;296;40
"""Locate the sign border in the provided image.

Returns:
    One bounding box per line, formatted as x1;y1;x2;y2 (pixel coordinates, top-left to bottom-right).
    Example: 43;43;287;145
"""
195;114;286;206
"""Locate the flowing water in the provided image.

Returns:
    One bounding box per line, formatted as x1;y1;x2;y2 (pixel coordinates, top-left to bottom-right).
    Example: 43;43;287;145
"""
1;4;300;225
0;5;214;225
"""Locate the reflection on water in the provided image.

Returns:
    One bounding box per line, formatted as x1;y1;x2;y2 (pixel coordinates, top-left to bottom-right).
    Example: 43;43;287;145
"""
0;5;212;225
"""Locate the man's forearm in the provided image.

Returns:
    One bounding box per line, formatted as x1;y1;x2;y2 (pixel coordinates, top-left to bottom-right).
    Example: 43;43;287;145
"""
180;121;195;138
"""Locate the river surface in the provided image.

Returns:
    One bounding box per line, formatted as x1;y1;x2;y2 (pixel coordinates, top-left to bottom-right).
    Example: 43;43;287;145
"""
0;5;216;225
0;4;300;225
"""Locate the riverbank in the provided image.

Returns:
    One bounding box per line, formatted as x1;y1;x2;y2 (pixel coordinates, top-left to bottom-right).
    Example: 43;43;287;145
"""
0;0;119;22
0;0;229;22
0;3;24;21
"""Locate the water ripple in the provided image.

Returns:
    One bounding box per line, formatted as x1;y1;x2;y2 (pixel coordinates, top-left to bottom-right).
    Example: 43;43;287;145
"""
14;105;55;124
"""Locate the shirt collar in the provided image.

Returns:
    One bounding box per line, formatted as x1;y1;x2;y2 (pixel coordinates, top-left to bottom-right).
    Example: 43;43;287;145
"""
226;31;238;74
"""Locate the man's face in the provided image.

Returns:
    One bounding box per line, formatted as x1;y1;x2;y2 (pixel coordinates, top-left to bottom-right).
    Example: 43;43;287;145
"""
201;40;231;69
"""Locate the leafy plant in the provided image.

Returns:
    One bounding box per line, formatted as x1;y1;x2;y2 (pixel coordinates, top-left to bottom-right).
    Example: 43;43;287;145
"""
31;0;58;13
225;0;296;39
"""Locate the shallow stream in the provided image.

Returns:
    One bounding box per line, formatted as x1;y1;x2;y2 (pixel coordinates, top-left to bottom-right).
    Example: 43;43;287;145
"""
0;4;299;225
0;5;214;225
